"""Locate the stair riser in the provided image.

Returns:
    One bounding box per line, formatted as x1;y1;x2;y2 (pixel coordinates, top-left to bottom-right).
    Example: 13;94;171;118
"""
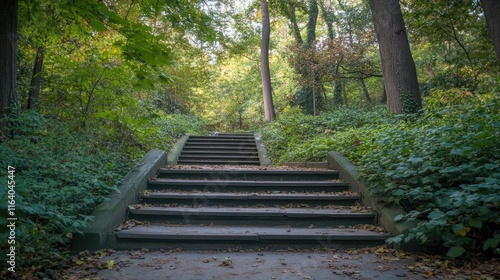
187;139;257;143
180;151;259;155
149;180;348;188
127;215;376;227
140;197;359;207
108;237;386;251
156;171;339;181
184;143;257;147
181;147;258;151
178;156;259;160
190;137;256;140
177;161;261;165
146;184;349;193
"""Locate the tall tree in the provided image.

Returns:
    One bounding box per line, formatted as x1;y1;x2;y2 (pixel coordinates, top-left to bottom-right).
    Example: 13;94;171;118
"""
370;0;421;114
0;0;19;129
286;0;303;45
283;0;323;115
481;0;500;66
306;0;319;48
260;0;275;121
27;46;44;109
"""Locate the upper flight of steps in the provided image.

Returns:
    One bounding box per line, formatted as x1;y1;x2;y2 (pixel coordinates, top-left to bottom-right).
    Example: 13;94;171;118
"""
177;133;260;165
110;166;390;250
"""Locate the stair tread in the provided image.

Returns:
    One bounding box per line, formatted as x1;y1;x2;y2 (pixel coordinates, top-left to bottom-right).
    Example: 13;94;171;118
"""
189;138;256;141
158;169;337;174
179;151;259;154
190;135;255;138
185;143;256;146
129;206;375;217
181;146;258;150
179;155;259;159
149;179;348;186
143;192;359;200
177;161;261;165
115;225;389;240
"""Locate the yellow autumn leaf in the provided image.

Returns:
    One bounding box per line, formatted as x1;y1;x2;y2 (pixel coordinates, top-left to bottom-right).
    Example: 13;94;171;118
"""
108;260;115;270
442;260;449;269
457;226;470;237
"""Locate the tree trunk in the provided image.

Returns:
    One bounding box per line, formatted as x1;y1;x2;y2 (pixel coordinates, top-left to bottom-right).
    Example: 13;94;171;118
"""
319;0;335;40
333;79;342;106
0;0;18;129
287;1;303;45
342;81;348;106
381;83;387;103
426;65;435;79
370;0;421;114
359;78;372;103
481;0;500;66
306;0;319;48
260;0;275;121
28;46;45;110
239;111;243;130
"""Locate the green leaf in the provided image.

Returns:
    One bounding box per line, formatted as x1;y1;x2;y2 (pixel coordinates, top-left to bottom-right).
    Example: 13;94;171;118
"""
468;219;482;229
483;235;500;250
452;224;464;234
394;214;405;222
428;209;445;220
446;246;465;258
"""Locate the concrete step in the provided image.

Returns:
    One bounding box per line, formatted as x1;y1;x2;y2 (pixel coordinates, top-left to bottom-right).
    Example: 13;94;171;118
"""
140;192;360;206
128;206;377;226
184;141;257;146
178;155;259;160
177;160;261;166
156;169;340;181
187;138;256;143
111;225;389;250
191;133;255;138
181;146;258;151
179;150;259;155
147;179;350;192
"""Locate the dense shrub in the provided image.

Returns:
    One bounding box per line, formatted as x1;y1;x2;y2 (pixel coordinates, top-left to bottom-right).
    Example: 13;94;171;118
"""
261;91;500;257
0;109;206;271
260;105;394;164
94;102;206;158
359;93;499;257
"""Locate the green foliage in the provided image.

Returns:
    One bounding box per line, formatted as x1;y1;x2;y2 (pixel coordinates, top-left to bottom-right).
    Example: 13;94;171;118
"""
292;87;325;115
261;91;499;257
0;111;130;268
0;108;205;270
260;105;393;163
363;94;500;257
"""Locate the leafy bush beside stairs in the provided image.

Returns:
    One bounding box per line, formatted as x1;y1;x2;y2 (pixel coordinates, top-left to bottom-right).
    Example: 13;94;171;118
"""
0;108;206;272
261;91;500;257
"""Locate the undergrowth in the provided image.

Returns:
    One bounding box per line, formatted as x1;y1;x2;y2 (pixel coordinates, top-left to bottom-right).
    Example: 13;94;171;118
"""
261;90;500;258
0;107;205;275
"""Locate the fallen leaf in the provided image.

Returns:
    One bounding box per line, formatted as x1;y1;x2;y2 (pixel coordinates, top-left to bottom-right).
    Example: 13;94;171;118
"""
107;260;114;270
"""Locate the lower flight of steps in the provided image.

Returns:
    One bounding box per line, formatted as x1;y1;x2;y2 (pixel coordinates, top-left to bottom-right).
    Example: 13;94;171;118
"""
109;166;390;250
177;133;260;165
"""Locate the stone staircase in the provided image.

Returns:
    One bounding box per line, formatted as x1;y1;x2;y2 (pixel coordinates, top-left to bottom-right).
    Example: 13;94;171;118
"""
108;134;390;250
177;133;260;165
